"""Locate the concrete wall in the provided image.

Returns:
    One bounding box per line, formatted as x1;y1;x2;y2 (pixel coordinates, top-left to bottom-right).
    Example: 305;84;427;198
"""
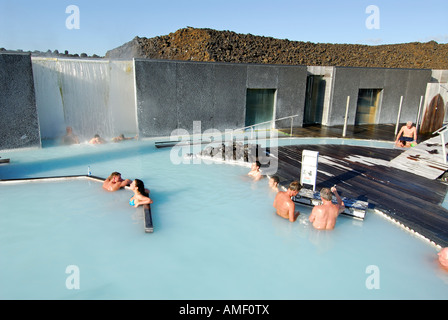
0;53;40;150
328;67;432;126
0;54;441;149
134;59;307;137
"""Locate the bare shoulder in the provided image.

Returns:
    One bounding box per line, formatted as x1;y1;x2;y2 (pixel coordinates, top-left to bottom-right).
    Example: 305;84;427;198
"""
275;191;285;198
312;204;325;213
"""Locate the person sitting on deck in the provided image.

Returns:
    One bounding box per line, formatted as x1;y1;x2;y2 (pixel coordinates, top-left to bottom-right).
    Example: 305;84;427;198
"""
61;126;79;145
129;179;153;208
273;181;301;222
395;121;417;147
102;172;132;192
309;186;345;230
248;161;263;181
269;175;280;192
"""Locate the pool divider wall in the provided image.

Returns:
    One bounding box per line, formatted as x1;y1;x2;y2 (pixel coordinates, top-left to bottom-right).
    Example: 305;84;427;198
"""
0;174;154;233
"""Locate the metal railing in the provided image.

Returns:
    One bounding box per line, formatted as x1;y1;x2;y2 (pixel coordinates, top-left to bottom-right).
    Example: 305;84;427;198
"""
231;115;299;140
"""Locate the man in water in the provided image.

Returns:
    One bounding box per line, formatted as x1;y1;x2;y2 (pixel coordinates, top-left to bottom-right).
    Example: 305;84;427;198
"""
62;126;79;145
102;172;132;192
395;121;417;147
89;134;106;144
248;161;263;181
112;134;137;143
273;181;301;222
309;186;345;230
268;175;280;192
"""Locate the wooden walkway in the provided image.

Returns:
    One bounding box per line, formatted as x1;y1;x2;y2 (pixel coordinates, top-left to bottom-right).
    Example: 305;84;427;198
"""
271;124;448;247
273;144;448;247
280;123;434;142
389;135;448;179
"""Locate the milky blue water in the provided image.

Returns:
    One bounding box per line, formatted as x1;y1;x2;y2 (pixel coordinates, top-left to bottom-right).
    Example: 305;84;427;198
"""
0;138;447;299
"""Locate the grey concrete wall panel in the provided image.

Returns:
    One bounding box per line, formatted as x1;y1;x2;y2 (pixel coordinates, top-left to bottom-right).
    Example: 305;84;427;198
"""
135;59;307;138
400;69;432;123
176;62;215;132
329;67;431;126
327;68;359;126
247;65;279;88
0;53;40;150
135;60;249;137
134;60;178;137
246;64;307;128
276;66;307;128
213;63;247;130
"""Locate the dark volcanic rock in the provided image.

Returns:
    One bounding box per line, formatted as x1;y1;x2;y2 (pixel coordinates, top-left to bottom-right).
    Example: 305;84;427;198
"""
106;27;448;69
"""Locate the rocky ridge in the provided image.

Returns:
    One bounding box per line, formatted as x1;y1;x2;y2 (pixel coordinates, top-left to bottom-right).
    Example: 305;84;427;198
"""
106;27;448;69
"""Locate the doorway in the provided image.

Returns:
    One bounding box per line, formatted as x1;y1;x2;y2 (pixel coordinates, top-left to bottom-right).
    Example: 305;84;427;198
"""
245;89;276;128
355;89;382;125
304;75;326;125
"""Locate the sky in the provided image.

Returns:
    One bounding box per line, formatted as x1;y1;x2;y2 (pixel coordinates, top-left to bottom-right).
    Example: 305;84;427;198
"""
0;0;447;56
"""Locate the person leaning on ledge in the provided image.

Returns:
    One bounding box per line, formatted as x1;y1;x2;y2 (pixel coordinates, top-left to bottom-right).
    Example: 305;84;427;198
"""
102;172;132;192
273;181;302;222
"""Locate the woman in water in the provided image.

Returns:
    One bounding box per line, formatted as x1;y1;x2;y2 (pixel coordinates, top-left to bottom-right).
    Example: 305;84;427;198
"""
129;179;153;208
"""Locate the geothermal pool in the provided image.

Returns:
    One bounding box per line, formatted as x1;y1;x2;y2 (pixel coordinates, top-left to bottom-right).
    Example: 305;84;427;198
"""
0;139;447;299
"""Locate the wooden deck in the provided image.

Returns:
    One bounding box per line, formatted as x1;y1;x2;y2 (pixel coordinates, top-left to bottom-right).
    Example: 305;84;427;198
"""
271;144;448;247
389;135;448;179
279;123;434;142
272;124;448;247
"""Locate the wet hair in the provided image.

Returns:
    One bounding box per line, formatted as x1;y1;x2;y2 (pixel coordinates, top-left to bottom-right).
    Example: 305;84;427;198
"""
288;181;302;192
94;134;100;138
320;187;332;201
254;161;261;168
134;179;148;197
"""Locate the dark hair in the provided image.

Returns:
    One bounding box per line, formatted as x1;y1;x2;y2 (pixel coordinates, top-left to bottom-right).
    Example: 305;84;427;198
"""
134;179;148;196
255;161;261;168
270;175;279;183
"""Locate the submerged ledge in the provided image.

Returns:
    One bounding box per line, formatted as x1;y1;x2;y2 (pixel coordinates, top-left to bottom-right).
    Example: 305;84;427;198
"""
0;175;154;233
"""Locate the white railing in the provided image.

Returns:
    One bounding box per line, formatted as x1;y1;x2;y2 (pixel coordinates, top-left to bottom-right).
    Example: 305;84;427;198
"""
231;115;299;140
